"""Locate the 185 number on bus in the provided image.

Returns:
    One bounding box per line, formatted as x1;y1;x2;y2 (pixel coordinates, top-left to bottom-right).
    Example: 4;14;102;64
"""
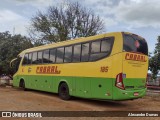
100;66;108;72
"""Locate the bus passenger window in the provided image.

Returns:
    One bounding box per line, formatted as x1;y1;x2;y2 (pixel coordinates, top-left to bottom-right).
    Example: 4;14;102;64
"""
37;51;43;64
32;52;38;64
73;44;81;62
22;54;28;65
81;43;90;62
56;47;64;63
101;39;112;52
28;53;32;64
91;41;100;53
50;49;56;63
64;46;72;63
43;49;50;63
90;53;108;61
90;38;114;61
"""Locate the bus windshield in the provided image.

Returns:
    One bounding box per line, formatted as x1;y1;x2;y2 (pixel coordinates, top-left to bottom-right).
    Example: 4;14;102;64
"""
10;56;22;73
123;33;148;55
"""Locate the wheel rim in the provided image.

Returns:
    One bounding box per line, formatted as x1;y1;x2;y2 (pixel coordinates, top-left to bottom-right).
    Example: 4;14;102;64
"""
61;86;68;97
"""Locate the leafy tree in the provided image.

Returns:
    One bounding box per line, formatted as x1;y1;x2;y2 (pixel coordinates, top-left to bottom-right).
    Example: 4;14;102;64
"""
149;36;160;79
0;31;33;75
28;1;104;45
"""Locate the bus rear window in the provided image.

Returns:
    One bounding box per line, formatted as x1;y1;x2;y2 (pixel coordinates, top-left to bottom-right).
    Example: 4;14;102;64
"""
123;34;148;55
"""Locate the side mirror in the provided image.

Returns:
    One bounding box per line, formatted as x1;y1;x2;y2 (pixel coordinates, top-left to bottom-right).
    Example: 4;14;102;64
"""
10;58;17;68
10;62;13;68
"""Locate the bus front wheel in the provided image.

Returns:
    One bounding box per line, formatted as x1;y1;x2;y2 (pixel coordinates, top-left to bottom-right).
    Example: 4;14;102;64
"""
19;80;27;91
58;82;71;100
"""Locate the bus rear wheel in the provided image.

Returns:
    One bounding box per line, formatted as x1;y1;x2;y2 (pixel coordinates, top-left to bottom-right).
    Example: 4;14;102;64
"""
58;82;71;100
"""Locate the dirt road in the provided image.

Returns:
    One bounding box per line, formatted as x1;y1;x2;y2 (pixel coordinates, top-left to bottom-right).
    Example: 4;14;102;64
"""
0;86;160;120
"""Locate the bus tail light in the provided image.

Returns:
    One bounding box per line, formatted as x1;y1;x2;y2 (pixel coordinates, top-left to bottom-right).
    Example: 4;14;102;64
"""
115;73;125;90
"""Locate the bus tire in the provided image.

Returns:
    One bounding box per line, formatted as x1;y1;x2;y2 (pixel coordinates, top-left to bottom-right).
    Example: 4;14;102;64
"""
58;82;71;100
19;80;27;91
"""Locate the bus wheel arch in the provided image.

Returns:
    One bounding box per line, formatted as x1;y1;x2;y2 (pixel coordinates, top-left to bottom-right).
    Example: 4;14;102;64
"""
19;79;26;91
58;81;71;100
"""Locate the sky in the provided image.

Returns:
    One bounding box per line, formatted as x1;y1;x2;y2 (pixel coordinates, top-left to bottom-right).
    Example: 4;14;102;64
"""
0;0;159;53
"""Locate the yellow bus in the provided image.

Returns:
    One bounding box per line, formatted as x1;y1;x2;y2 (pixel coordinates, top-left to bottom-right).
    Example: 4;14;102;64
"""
11;32;148;100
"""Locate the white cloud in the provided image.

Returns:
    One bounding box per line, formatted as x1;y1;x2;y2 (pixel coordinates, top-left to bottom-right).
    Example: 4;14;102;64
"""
0;10;29;35
0;10;23;22
102;17;118;28
14;21;30;35
0;0;160;37
14;0;54;8
130;0;141;3
83;0;160;28
114;0;160;28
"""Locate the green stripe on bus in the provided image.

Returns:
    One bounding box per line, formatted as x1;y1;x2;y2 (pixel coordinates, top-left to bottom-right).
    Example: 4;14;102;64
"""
13;75;146;100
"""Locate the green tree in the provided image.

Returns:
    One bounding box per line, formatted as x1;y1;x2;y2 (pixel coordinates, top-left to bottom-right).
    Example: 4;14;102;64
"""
149;36;160;79
28;1;104;45
0;31;33;75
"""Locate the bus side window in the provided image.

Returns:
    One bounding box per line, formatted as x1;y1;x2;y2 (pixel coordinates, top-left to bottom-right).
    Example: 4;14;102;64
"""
73;44;81;62
50;49;56;63
90;40;101;61
56;47;64;63
43;49;50;63
37;51;43;64
32;52;38;64
81;43;90;62
90;38;114;61
22;54;28;65
91;40;101;53
28;53;32;64
64;46;73;63
101;38;112;52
